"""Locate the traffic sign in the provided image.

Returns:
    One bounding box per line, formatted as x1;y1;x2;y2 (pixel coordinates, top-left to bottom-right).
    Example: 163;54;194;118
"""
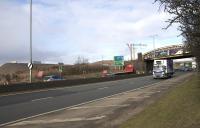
114;61;124;66
28;63;33;69
59;65;63;72
114;56;124;66
114;56;124;61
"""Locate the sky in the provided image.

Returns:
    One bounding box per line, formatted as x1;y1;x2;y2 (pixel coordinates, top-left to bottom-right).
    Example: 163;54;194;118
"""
0;0;183;65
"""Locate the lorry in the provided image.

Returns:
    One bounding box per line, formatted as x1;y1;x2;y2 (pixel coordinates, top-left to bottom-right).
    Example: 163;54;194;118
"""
101;64;136;77
153;59;174;78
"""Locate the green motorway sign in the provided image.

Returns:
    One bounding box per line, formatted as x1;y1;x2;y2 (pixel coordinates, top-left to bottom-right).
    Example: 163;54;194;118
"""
114;56;124;66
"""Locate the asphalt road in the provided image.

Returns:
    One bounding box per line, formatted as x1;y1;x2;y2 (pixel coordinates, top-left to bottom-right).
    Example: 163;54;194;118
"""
0;73;184;126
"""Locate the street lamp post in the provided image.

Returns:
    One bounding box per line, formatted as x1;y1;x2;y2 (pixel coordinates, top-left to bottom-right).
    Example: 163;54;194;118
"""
153;36;156;57
150;34;158;58
29;0;33;83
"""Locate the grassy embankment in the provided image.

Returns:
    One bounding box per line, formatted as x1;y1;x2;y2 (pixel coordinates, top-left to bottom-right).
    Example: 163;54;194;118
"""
121;74;200;128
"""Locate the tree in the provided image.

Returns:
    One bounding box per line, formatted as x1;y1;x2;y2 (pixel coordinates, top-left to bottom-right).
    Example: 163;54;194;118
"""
74;56;89;65
74;56;89;74
155;0;200;71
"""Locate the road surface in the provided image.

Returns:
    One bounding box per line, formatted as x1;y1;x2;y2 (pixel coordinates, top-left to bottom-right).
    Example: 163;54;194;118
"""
0;73;184;126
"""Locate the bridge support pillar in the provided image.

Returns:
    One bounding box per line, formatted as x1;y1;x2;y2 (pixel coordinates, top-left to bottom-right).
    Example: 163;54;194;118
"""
144;60;154;74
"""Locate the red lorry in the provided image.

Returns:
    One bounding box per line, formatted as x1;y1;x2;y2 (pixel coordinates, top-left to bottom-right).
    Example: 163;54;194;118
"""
101;64;136;77
124;64;136;73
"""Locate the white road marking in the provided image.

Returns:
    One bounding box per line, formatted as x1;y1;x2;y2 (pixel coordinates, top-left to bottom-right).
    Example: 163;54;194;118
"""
9;116;106;126
0;81;164;127
69;104;129;110
107;95;150;100
31;97;53;102
98;87;108;90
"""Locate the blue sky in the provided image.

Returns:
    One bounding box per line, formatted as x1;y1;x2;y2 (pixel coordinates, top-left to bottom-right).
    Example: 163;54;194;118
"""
0;0;182;64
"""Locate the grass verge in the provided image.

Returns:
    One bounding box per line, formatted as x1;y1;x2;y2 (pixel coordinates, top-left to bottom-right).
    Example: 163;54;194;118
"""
120;74;200;128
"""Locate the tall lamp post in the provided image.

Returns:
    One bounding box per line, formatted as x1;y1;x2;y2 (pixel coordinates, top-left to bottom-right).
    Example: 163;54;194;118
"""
150;34;158;58
29;0;33;83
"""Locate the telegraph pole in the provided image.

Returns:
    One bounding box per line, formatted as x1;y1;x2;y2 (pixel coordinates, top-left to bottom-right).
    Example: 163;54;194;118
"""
29;0;33;83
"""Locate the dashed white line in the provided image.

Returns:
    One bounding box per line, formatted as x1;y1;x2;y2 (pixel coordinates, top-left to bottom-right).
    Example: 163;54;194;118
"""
31;97;53;102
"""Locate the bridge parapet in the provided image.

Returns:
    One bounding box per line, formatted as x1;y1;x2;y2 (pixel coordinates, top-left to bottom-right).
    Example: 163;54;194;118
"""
143;44;191;60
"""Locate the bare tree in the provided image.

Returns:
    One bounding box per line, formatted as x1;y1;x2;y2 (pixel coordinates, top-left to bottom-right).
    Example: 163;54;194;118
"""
155;0;200;71
74;56;89;74
74;56;89;65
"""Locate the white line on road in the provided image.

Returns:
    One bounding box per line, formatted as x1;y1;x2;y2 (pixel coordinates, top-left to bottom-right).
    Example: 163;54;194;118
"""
31;97;53;102
9;116;106;126
107;95;150;100
69;104;129;110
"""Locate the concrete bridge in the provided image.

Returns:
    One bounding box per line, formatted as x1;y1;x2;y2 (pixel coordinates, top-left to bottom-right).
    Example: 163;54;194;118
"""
143;44;194;73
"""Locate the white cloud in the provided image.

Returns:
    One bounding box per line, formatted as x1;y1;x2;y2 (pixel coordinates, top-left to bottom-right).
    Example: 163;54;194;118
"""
0;0;182;64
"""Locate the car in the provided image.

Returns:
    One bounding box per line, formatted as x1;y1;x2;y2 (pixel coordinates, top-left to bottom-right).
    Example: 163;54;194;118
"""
43;75;64;82
179;67;193;72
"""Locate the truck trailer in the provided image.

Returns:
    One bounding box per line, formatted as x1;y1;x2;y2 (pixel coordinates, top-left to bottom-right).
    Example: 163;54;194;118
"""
153;59;174;78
